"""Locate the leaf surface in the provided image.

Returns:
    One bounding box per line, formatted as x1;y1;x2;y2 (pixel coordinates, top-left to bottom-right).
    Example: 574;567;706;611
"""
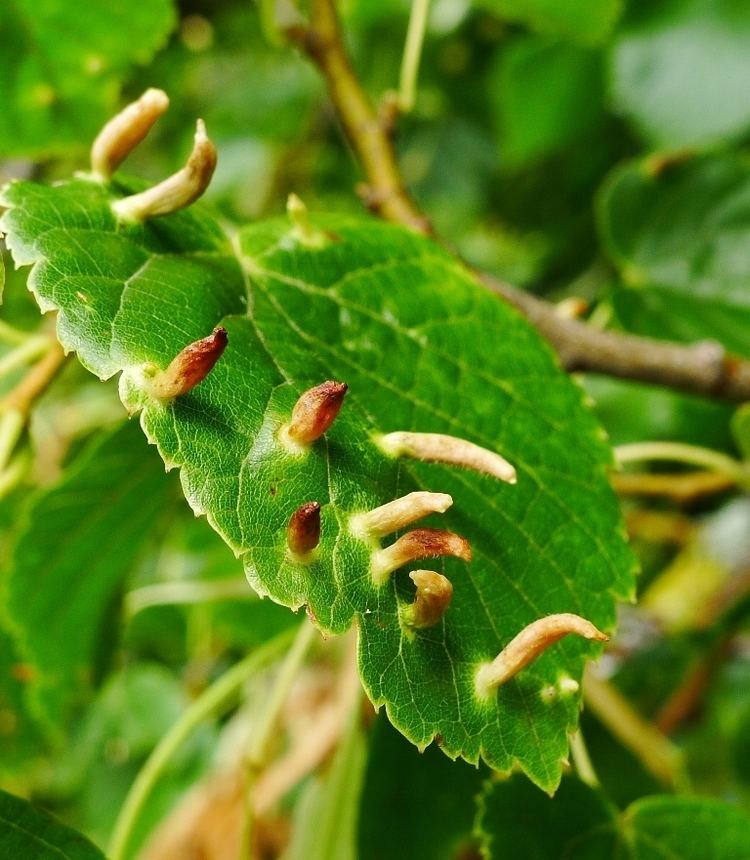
0;174;634;790
0;788;106;859
598;155;750;358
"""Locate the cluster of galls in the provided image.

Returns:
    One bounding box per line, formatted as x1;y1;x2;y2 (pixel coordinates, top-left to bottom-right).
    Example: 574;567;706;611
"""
97;90;608;699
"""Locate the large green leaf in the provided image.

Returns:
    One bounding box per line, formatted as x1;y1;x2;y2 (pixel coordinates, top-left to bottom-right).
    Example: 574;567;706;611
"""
358;715;484;860
0;172;634;790
475;0;621;45
489;37;606;169
0;788;106;859
597;154;750;358
610;0;750;149
3;422;174;736
476;777;750;859
0;0;175;157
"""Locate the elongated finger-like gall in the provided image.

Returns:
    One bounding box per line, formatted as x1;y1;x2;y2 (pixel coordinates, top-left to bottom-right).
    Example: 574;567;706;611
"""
350;491;453;539
284;381;348;446
401;570;453;629
371;528;471;586
149;327;227;400
475;613;607;698
91;88;169;179
287;501;322;558
112;119;217;221
378;431;516;484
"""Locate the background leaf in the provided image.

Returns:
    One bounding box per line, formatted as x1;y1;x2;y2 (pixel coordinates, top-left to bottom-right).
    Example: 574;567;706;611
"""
0;0;175;157
0;788;106;859
475;0;622;45
610;0;750;149
597;154;750;357
476;777;750;859
3;422;174;736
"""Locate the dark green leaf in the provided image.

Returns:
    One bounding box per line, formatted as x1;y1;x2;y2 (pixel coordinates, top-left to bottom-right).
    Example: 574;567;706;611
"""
475;775;621;859
0;788;106;859
3;422;174;736
0;175;634;790
624;796;750;859
358;715;484;860
610;0;750;148
597;155;750;357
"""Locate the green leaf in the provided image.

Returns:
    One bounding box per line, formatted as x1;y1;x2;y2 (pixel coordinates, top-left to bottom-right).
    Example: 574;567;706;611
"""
358;715;484;860
3;422;174;736
597;154;750;357
475;775;622;858
0;174;634;791
490;37;606;169
0;788;106;859
732;405;750;462
0;0;175;158
475;0;622;45
610;0;750;149
477;777;750;859
623;796;750;859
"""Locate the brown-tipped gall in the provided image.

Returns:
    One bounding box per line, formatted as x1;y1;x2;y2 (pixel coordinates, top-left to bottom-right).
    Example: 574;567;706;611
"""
91;88;170;180
350;491;453;539
371;528;471;586
112;119;217;221
401;570;453;629
283;381;348;447
475;613;608;698
287;501;322;558
378;431;517;485
149;327;227;400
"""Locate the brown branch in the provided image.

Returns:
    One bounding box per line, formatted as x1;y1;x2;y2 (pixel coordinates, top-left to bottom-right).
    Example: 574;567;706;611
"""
287;0;750;403
286;0;430;234
1;338;66;415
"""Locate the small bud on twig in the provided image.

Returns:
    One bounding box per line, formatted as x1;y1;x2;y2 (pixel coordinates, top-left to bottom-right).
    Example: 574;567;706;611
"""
91;88;170;180
281;381;348;447
112;119;217;221
378;431;516;485
350;491;453;539
401;570;453;629
475;613;608;698
287;501;322;558
371;528;471;586
287;193;329;248
149;327;227;400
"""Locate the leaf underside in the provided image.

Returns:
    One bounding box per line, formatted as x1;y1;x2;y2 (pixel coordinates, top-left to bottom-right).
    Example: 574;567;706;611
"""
0;175;634;791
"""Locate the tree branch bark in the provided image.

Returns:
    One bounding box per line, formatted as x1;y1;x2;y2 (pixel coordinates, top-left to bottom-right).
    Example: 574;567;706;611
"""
287;0;750;403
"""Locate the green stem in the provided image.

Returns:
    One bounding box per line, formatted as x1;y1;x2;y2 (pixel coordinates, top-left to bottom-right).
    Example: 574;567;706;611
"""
397;0;431;113
0;335;51;379
0;320;31;346
0;410;25;474
107;626;297;860
615;441;749;488
569;729;598;787
241;620;318;858
125;577;255;617
0;449;30;499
